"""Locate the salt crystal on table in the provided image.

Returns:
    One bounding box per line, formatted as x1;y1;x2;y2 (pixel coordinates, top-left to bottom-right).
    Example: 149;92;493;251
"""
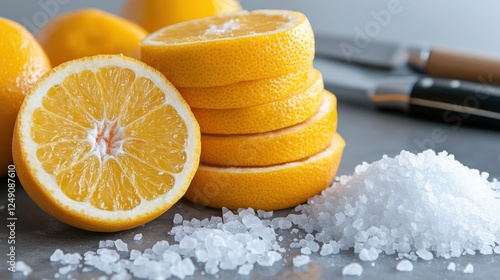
447;262;456;271
170;258;195;279
152;240;169;255
416;249;433;261
359;247;379;261
293;255;310;267
15;261;32;276
320;243;333;256
238;263;254;275
463;263;474;274
61;253;82;265
106;240;115;248
179;236;198;249
342;262;363;276
50;249;64;262
257;210;273;219
300;247;311;255
396;260;413;272
114;239;128;252
58;265;74;275
173;213;184;224
133;233;143;241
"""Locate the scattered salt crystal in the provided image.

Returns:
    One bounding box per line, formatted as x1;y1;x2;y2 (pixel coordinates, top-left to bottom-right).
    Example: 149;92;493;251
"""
50;249;64;262
396;260;413;272
61;253;82;265
133;233;143;241
293;255;310;267
342;262;363;276
170;258;195;279
300;247;311;255
320;243;333;256
416;249;433;261
495;246;500;254
463;263;474;273
238;263;254;275
291;229;299;234
106;240;115;248
179;236;198;249
152;240;169;255
257;210;273;219
359;247;379;261
278;219;292;229
15;261;32;276
447;262;456;271
129;250;141;261
58;265;74;275
114;239;128;252
173;213;184;224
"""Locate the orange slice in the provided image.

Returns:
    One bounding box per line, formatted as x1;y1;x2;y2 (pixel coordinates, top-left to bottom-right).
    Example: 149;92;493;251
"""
178;68;310;109
185;133;345;211
192;70;324;134
12;55;201;232
201;91;337;166
140;10;315;87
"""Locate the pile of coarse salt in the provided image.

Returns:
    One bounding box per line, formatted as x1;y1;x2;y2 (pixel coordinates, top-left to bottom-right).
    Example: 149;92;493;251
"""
291;149;500;261
45;149;500;279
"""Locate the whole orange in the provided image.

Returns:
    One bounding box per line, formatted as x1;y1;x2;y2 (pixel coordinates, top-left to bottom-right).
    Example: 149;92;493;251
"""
121;0;242;32
0;17;51;176
37;9;147;66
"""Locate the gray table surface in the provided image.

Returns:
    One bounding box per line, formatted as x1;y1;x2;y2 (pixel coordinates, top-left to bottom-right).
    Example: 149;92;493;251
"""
1;1;500;279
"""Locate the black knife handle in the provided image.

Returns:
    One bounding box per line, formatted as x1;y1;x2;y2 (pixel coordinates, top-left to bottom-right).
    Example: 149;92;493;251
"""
409;77;500;129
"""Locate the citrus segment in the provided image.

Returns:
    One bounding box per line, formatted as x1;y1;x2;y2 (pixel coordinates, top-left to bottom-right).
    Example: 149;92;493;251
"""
185;133;346;211
121;0;242;33
201;91;337;166
37;9;147;66
0;17;51;175
140;10;315;87
178;68;310;109
12;55;200;232
192;70;324;134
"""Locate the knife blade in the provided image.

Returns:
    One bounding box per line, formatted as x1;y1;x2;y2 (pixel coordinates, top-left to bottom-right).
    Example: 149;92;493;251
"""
315;33;500;84
314;57;500;129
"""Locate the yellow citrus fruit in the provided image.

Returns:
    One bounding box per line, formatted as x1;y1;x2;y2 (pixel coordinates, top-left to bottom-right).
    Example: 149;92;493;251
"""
201;91;337;166
178;68;310;109
122;0;242;33
12;55;200;232
37;9;148;67
185;133;345;211
191;70;323;134
141;10;315;87
0;17;51;176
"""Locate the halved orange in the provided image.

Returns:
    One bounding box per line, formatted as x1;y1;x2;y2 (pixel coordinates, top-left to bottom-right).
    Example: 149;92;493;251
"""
140;10;315;87
185;133;345;211
12;55;201;232
178;68;310;109
192;70;324;134
200;91;337;166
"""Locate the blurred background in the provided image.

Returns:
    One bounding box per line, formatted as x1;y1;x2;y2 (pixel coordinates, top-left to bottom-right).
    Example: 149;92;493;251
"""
1;0;499;54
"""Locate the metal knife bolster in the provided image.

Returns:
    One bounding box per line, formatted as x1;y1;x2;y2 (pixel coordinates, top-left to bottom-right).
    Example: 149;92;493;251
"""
371;76;417;110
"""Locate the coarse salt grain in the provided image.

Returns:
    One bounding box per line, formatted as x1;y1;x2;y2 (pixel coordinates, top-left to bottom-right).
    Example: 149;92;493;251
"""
463;263;474;273
15;261;32;276
292;150;500;261
342;262;363;276
447;262;456;271
293;255;310;267
396;260;413;272
133;233;143;241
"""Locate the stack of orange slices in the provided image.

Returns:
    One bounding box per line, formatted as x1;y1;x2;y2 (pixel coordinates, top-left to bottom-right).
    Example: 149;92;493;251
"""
141;10;345;211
